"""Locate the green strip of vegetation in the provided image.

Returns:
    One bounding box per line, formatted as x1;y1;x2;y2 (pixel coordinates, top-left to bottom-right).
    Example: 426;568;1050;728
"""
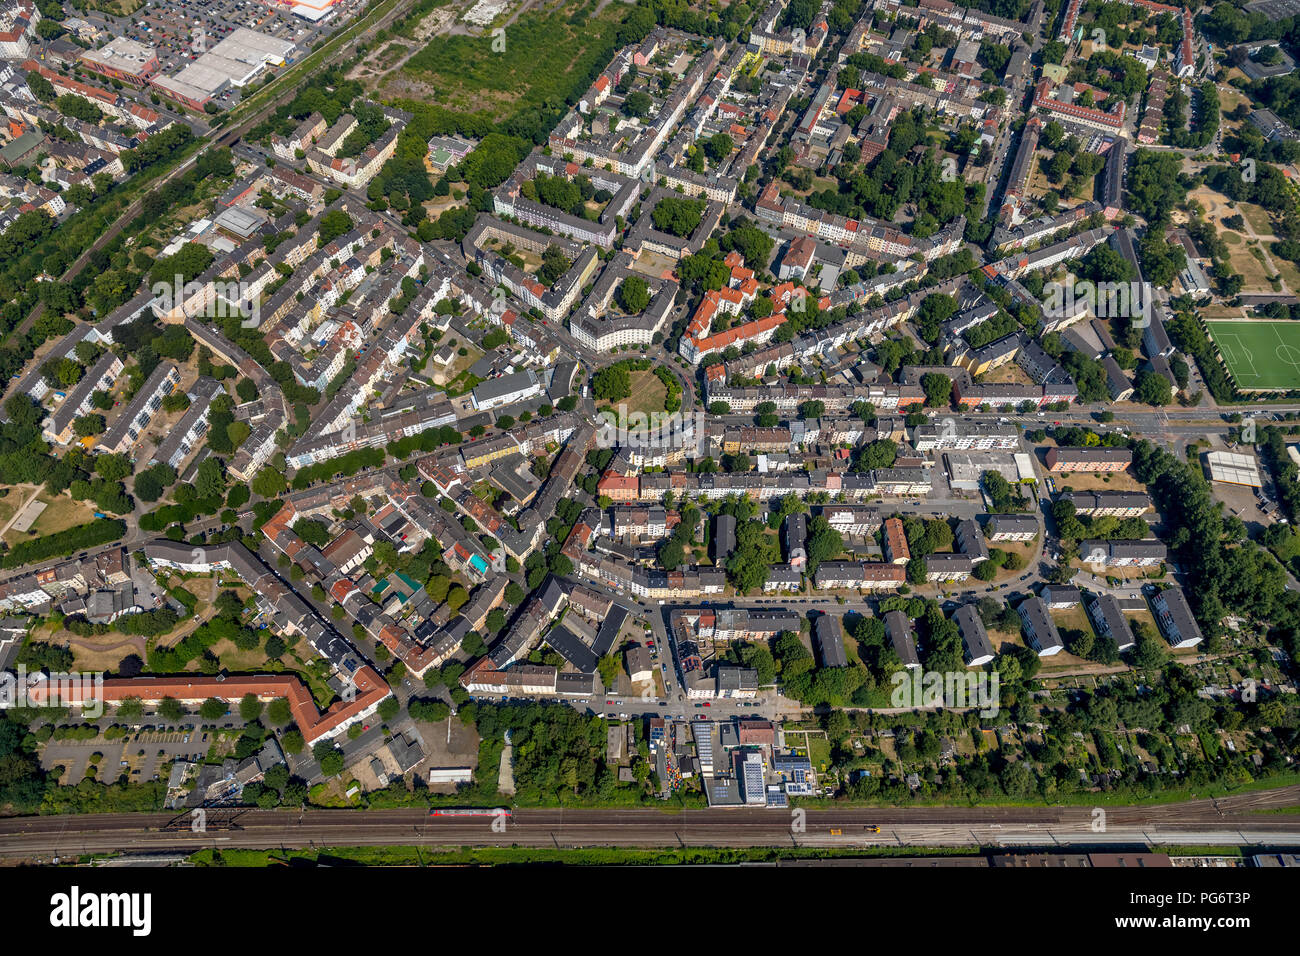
1;518;126;568
188;844;984;867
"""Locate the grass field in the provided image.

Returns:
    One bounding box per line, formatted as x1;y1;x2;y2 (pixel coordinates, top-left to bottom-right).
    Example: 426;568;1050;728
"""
1205;320;1300;391
3;492;96;548
603;369;668;416
386;4;626;120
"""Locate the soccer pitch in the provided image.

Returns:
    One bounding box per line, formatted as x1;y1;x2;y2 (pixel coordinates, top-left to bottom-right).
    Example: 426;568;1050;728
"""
1205;320;1300;391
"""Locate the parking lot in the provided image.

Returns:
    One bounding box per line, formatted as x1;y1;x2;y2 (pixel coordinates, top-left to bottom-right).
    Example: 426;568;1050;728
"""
41;727;212;784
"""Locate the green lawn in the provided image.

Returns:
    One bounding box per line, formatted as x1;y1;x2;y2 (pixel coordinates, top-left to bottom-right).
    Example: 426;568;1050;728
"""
1205;320;1300;391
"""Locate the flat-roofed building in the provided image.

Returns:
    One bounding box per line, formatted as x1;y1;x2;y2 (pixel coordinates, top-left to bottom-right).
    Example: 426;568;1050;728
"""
80;36;159;85
471;370;543;411
1205;450;1262;487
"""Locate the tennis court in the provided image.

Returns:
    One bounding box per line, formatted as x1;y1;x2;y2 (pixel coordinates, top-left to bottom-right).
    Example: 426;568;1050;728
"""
1205;320;1300;391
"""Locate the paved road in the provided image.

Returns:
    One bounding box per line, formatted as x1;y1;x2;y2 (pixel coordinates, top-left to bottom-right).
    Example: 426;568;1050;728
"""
4;784;1300;858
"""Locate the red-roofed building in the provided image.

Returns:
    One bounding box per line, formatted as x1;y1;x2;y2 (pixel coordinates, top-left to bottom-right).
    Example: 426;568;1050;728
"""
598;472;640;501
29;669;390;746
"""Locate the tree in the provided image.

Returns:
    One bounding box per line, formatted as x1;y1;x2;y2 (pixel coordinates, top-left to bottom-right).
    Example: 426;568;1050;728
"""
252;467;287;498
598;654;621;687
921;373;953;408
853;438;897;471
1127;150;1184;223
409;697;451;723
1134;368;1173;406
313;741;344;776
196;458;226;500
95;454;132;483
199;698;227;719
72;414;106;437
318;210;354;245
704;132;734;163
239;693;263;722
651;196;706;237
617;275;650;313
267;698;292;725
623;90;652;117
1130;621;1167;669
592;365;632;402
906;555;927;585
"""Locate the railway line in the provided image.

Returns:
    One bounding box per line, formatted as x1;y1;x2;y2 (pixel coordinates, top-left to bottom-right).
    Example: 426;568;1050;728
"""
3;785;1300;860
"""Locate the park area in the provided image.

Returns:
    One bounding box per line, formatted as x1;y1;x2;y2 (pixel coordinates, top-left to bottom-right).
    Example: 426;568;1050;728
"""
1205;319;1300;391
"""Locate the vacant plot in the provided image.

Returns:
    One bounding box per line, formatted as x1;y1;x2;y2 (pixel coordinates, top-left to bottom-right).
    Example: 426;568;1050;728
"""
1274;256;1300;293
388;6;627;120
603;369;668;416
1050;603;1096;641
4;493;96;548
1241;202;1276;239
1052;469;1146;493
981;361;1035;386
1205;320;1300;391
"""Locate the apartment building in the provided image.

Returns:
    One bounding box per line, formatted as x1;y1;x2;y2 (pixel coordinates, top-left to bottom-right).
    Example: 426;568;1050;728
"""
987;514;1038;541
96;362;181;455
1150;586;1203;649
1078;539;1167;568
1086;592;1136;651
884;610;921;669
42;351;124;446
953;603;995;666
1044;446;1132;473
1018;595;1064;656
1060;490;1151;517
